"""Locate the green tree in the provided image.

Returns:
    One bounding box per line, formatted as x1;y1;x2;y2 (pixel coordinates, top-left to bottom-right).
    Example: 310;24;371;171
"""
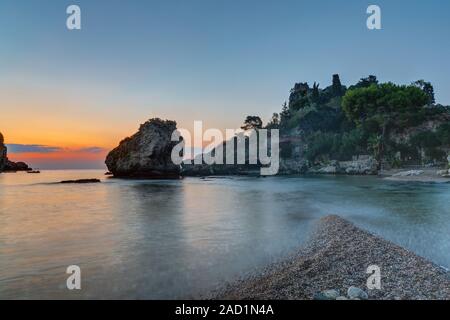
279;102;291;127
367;134;383;164
342;82;429;166
332;74;343;97
350;75;378;89
241;116;263;131
413;80;435;104
266;113;280;129
342;83;429;124
311;82;320;102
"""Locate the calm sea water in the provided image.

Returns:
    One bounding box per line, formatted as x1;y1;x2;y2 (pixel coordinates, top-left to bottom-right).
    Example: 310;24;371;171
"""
0;170;449;299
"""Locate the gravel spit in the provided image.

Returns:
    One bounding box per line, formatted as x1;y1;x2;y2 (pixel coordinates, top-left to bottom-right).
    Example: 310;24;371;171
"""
214;215;450;300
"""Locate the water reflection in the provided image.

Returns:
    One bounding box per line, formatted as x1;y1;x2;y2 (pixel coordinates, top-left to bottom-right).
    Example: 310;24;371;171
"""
0;171;449;299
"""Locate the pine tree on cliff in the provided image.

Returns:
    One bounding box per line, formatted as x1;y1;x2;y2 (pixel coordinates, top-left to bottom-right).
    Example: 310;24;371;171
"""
413;80;435;105
332;74;343;97
241;116;263;131
280;102;291;125
312;82;320;102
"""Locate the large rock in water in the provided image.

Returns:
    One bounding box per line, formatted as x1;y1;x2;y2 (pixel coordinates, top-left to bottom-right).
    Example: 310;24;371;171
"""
105;118;181;178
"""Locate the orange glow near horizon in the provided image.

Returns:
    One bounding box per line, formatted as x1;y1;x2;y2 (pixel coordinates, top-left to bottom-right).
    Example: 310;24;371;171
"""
8;150;108;161
0;81;241;149
1;82;241;169
7;149;109;170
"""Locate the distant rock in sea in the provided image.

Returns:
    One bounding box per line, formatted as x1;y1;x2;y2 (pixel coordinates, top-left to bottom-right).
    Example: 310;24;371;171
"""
0;132;7;172
4;160;31;172
105;118;181;178
0;132;31;173
60;179;101;184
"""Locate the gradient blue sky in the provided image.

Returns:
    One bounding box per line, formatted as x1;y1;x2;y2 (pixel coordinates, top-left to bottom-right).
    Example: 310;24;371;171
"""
1;0;449;168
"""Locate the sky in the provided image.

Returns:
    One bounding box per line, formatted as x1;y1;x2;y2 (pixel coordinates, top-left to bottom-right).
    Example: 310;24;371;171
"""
1;0;450;169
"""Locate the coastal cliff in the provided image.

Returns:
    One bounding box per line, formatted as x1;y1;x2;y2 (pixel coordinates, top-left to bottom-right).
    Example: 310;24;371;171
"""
105;118;181;178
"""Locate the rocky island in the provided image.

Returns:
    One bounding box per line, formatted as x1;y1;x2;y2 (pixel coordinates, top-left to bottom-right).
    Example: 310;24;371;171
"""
267;75;450;176
184;75;449;177
105;118;182;178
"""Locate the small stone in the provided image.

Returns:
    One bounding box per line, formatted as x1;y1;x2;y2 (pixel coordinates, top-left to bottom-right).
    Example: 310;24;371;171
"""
347;286;368;300
313;289;340;300
323;289;340;299
313;292;326;300
336;296;348;300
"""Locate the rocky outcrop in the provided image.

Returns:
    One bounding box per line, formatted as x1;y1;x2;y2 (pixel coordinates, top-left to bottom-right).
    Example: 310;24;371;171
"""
438;155;450;177
390;113;450;145
3;160;31;172
105;118;181;178
279;159;309;174
310;156;378;175
338;157;378;175
0;132;31;173
393;170;424;177
60;179;101;184
182;163;260;176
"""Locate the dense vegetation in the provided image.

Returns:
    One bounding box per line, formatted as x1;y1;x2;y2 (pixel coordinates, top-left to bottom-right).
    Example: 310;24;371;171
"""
250;75;450;167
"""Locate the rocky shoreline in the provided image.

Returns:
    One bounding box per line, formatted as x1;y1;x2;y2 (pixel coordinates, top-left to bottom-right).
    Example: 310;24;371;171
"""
381;168;450;183
212;215;450;300
0;132;31;173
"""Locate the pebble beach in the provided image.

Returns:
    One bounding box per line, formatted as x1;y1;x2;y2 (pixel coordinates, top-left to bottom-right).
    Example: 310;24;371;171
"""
214;215;450;300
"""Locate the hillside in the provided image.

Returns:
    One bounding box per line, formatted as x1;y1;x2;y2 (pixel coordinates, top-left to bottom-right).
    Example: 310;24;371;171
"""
268;75;450;174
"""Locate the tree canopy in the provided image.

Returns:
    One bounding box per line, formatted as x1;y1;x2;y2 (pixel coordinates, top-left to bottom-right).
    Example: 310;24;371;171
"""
253;75;449;165
342;83;429;125
241;116;263;131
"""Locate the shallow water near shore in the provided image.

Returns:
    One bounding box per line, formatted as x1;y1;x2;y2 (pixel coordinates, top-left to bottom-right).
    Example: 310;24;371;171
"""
0;170;449;299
